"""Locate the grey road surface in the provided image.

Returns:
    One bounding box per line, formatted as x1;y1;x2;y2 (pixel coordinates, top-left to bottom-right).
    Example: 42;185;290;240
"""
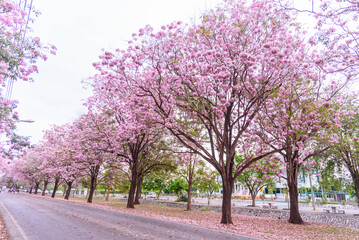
0;193;265;240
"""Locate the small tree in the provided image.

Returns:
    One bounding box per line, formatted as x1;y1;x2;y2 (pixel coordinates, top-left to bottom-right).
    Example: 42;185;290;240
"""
195;168;221;206
142;164;176;200
167;178;188;198
236;155;283;207
325;97;359;206
176;153;204;210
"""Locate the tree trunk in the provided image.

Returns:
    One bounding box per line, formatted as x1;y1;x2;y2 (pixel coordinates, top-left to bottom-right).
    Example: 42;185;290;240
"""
63;184;67;196
308;173;316;210
34;183;40;194
251;192;256;207
29;186;33;194
221;178;233;224
42;180;49;196
88;165;100;203
134;176;143;205
287;178;304;224
157;189;162;200
87;175;97;203
321;185;325;200
105;189;110;201
187;176;193;211
64;182;72;200
127;172;138;208
247;184;258;207
353;175;359;207
51;177;60;198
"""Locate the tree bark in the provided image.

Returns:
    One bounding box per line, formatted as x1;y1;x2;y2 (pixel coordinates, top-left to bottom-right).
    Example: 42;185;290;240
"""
287;177;304;224
64;181;72;200
250;192;257;207
353;175;359;207
308;173;316;210
42;180;48;196
51;177;60;198
29;186;33;194
221;178;233;224
187;175;193;211
127;172;138;208
63;184;67;196
134;176;143;205
34;183;40;194
104;189;109;201
157;189;162;200
87;165;100;203
87;175;97;203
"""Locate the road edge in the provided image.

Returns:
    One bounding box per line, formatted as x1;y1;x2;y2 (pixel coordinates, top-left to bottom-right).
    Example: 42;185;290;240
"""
0;197;29;240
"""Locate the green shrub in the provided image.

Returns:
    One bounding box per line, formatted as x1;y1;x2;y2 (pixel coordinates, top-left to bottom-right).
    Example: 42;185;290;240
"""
317;199;328;205
200;207;210;211
176;195;188;202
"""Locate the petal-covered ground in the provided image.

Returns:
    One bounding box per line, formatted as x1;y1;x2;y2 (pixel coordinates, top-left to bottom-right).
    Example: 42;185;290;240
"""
0;215;8;240
48;196;359;240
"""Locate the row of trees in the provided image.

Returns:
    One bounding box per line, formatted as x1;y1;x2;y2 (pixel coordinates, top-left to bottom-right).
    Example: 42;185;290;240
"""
4;0;359;226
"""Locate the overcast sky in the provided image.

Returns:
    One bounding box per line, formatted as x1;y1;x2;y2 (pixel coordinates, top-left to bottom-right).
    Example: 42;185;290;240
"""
11;0;221;144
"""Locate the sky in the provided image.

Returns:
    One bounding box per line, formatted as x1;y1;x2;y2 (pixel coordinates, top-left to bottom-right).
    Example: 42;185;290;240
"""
11;0;221;144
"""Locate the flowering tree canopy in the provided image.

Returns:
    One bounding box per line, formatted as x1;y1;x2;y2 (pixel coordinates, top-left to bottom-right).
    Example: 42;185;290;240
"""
236;155;283;207
0;0;55;85
325;95;359;205
92;0;320;224
279;0;359;87
0;0;55;166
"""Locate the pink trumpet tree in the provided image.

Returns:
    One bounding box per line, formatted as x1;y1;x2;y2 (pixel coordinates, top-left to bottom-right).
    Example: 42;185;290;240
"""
85;72;171;208
93;0;319;224
41;129;67;198
71;114;113;203
279;0;359;86
0;0;55;160
236;155;284;207
0;0;55;85
45;124;87;200
256;78;346;224
11;147;43;193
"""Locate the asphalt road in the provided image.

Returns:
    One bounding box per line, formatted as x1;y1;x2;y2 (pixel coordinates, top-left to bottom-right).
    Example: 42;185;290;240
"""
0;193;265;240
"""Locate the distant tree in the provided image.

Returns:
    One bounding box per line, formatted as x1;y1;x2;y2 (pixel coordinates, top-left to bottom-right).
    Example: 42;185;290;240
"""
167;178;188;198
176;153;204;210
236;155;283;207
195;167;221;206
324;96;359;205
142;164;176;200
